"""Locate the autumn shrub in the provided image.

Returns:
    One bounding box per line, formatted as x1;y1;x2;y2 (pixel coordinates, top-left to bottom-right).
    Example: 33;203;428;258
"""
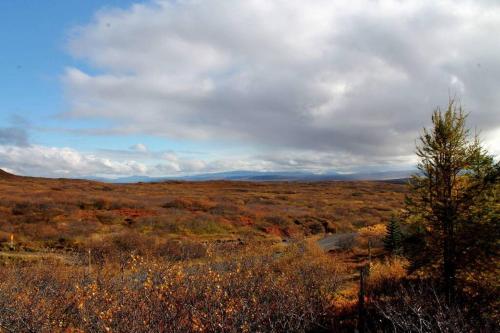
61;218;101;241
154;238;207;261
11;202;31;215
357;223;387;248
0;231;9;243
208;202;242;216
263;215;290;227
183;215;232;235
110;231;151;254
156;218;182;233
78;197;143;210
0;241;344;332
11;201;61;224
162;198;213;211
109;198;145;210
93;198;111;210
371;281;495;332
365;257;498;331
367;257;408;292
95;211;119;224
352;219;368;228
0;263;81;332
306;220;324;234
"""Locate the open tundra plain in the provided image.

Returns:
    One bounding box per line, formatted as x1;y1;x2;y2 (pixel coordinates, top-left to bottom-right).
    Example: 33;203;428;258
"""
0;170;407;331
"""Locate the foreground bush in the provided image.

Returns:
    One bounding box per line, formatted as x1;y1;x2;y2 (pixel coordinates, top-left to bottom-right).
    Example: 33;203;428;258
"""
371;281;498;332
0;242;343;332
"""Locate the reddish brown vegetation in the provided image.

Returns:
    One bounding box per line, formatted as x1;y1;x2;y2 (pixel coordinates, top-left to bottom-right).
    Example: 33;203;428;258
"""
0;173;412;331
0;175;405;253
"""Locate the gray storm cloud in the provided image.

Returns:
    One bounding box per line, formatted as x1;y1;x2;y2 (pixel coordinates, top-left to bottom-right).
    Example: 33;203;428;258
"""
0;127;29;147
63;0;500;166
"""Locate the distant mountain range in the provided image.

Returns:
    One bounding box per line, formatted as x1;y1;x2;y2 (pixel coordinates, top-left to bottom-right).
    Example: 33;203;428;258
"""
86;170;414;183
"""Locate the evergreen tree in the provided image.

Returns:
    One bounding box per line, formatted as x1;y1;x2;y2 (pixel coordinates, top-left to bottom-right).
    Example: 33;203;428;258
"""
384;216;402;255
405;99;499;303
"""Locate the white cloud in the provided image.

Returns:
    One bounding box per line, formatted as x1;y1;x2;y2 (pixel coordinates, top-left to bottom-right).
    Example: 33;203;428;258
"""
0;144;259;178
129;143;148;152
0;145;148;177
60;0;500;169
0;142;417;179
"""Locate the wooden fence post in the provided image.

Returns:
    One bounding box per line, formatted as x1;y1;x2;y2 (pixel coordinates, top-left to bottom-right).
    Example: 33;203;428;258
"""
358;265;368;333
368;239;372;267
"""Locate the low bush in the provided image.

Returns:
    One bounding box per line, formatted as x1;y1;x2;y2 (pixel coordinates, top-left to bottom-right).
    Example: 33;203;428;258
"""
155;239;207;261
184;216;232;235
263;215;290;227
162;198;213;211
0;242;343;332
371;281;495;332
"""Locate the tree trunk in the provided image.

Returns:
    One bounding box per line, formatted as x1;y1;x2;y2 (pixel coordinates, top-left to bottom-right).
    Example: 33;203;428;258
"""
443;217;456;303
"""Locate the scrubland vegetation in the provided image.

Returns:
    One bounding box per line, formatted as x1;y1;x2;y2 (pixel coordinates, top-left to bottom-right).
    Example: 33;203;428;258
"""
0;241;344;332
0;176;406;332
0;177;403;252
0;102;498;332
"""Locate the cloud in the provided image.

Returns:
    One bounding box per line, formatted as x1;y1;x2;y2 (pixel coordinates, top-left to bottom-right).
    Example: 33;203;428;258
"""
62;0;500;168
0;127;29;147
0;142;411;179
129;143;148;152
0;144;268;178
0;145;148;177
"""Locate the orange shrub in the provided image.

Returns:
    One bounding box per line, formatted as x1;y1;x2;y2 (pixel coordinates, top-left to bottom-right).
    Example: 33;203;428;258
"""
367;257;408;291
0;241;344;332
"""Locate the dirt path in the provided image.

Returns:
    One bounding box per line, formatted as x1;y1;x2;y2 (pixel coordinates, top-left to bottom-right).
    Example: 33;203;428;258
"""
317;232;358;251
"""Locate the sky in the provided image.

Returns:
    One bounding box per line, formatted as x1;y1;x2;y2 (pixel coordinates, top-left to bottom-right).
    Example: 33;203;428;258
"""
0;0;499;178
